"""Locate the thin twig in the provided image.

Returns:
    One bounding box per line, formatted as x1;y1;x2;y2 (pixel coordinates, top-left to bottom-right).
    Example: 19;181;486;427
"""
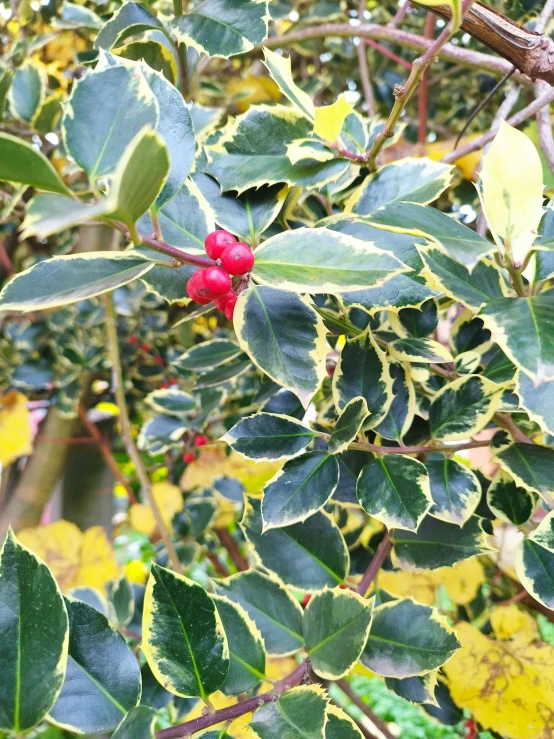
531;0;554;171
494;412;533;444
335;680;396;739
104;293;183;574
417;12;436;145
357;0;376;115
215;527;249;571
346;438;491;455
389;0;411;28
356;531;391;596
364;38;412;71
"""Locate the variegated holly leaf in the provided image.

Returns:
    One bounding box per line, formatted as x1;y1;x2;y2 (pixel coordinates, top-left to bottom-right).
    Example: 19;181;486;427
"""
487;471;537;525
250;685;327;739
427;458;481;526
429;375;502;442
0;133;71;195
495;442;554;506
223;413;317;462
328;397;369;454
95;2;165;50
516;511;554;610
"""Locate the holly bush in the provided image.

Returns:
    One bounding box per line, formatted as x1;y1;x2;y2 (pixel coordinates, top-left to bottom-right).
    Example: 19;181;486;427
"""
1;0;554;738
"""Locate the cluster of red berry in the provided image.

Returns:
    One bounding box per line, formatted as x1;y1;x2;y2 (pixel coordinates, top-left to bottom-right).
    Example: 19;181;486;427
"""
182;433;209;464
186;230;255;321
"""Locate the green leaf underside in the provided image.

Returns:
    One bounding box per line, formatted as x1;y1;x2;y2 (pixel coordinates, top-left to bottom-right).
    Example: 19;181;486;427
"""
427;458;481;526
487;473;536;525
20;194;114;240
213;596;266;695
9;62;43;123
357;455;431;532
174;339;242;371
496;443;554;506
262;451;340;529
214;569;304;656
143;564;229;699
234;285;327;407
429;375;501;442
250;686;327;739
111;706;157;739
392;515;490;569
0;254;153;313
252;227;407;293
361;599;459;678
0;133;70;195
50;598;141;733
304;589;373;679
0;530;68;733
329;397;369;454
241;497;349;590
223;413;316;461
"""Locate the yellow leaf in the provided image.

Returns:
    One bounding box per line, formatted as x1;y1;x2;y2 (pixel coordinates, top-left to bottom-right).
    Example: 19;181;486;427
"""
435;558;485;606
226;75;281;113
18;520;119;592
425;135;482;181
490;604;538;644
444;621;554;739
379;569;436;606
180;447;280;494
313;94;353;143
125;559;149;584
95;401;120;416
129;481;183;536
0;391;33;466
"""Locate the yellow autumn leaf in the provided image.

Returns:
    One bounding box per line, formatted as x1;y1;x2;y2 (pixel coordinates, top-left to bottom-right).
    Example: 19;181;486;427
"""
18;520;119;592
180;447;280;494
379;569;436;606
490;604;538;645
313;94;353;143
435;558;486;606
226;75;281;113
425;134;482;181
0;391;33;466
444;621;554;739
125;558;149;584
129;481;183;536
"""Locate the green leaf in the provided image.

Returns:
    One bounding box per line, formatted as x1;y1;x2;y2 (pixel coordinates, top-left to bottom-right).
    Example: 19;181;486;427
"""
251;227;407;294
194;174;286;242
223;413;316;462
31;92;63;135
20;194;113;240
241;497;349;590
346;158;453;216
393;299;438;338
361;599;459;678
0;529;68;733
172;0;269;57
429;375;502;442
95;2;165;50
262;451;340;530
54;2;102;29
329;397;369;454
325;705;365;739
63;65;158;182
108;574;135;627
392;516;491;569
427;458;481;526
235;285;327;408
385;673;438;706
214;569;304;656
205;105;348;193
516;511;554;610
303;589;374;679
250;685;327;739
145;388;197;417
389;338;453;364
357;455;432;532
516;370;554;436
213;595;266;695
174;339;242;371
374;363;415;443
110;128;169;237
332;330;393;430
368;202;493;269
0;253;154;312
8;60;44;123
418;247;505;310
142;564;229;698
115;40;177;84
487;471;536;525
138;414;188;454
194;355;251;389
480;296;554;384
262;48;314;119
111;706;157;739
50;597;141;733
495;442;554;506
0;133;71;195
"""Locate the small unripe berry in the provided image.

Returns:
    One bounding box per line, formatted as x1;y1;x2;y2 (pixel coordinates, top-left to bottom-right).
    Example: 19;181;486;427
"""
194;433;209;447
183;451;196;464
200;266;232;298
224;294;238;321
204;230;236;259
186;270;212;304
220;242;255;276
214;291;235;311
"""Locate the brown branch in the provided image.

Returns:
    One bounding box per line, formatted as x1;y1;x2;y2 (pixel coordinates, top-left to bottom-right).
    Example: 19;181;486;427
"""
206;550;230;578
356;531;392;596
335;679;396;739
364;38;412;71
357;0;376;115
417;12;436;145
215;527;249;571
347;438;491;455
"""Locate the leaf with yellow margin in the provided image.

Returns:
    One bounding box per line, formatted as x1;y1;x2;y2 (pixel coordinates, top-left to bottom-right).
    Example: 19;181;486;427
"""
490;604;538;645
313;95;354;143
129;481;183;536
18;520;119;592
0;391;33;465
444;621;554;739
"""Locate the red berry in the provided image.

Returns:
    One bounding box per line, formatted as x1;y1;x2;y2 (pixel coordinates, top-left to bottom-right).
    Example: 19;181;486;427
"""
169;378;179;386
200;266;232;298
186;270;212;305
183;452;196;464
194;433;209;447
154;356;164;365
141;343;151;353
204;230;236;260
220;242;255;276
159;381;169;389
224;294;238;321
129;336;138;345
214;291;234;311
302;594;312;607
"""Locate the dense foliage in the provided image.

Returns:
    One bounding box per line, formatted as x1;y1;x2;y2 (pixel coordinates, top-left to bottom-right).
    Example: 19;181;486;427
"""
1;0;554;738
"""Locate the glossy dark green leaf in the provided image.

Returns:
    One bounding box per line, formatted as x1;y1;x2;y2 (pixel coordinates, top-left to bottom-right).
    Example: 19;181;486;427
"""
214;569;304;655
250;685;327;739
392;516;490;569
395;299;438;338
427;458;481;526
451;314;491;354
108;574;135;627
9;61;43;123
329;397;369;454
487;471;536;525
262;451;340;530
429;375;502;442
115;41;177;84
241;497;349;590
213;595;266;695
50;597;141;733
174;339;242;371
111;705;157;739
303;589;373;679
235;285;327;407
357;455;431;532
195;356;251;388
374;362;415;442
516;370;554;435
385;673;438;706
516;511;554;609
145;388;197;417
95;3;165;50
325;706;364;739
143;564;229;698
495;442;554;506
224;413;316;461
0;530;68;733
0;133;71;195
361;599;459;678
332;330;393;429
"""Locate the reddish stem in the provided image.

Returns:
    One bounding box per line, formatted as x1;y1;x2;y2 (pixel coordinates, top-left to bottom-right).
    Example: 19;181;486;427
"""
356;531;392;596
417;13;436;144
364;38;412;71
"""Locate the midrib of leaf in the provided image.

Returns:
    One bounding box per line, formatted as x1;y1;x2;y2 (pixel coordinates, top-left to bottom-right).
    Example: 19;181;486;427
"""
308;607;368;656
230;650;266;681
377;457;417;528
14;572;21;731
269;454;332;517
366;632;452;654
276;699;316;739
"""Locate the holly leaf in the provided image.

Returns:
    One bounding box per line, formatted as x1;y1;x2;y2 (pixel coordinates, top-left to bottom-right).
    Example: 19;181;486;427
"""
262;48;314;120
112;706;157;739
495;442;554;506
328;397;369;455
429;375;502;442
0;133;71;195
389;337;453;364
427;458;481;526
223;413;317;462
313;95;354;142
515;510;554;610
516;370;554;436
250;685;327;739
145;389;197;417
95;2;165;50
487;471;537;525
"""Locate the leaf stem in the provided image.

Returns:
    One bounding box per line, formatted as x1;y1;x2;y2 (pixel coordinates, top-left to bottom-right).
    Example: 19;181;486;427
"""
104;293;183;574
356;530;392;596
346;438;492;455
